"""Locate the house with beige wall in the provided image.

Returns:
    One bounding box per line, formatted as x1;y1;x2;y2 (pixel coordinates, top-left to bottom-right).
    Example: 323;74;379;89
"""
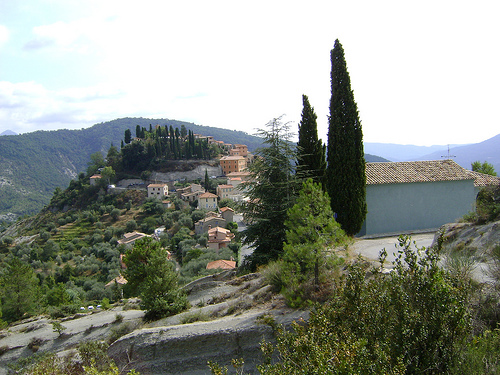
198;192;218;210
147;183;168;199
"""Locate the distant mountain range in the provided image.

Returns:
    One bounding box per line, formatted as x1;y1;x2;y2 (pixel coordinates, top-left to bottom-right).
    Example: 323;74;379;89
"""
365;133;500;173
0;117;496;220
0;130;17;136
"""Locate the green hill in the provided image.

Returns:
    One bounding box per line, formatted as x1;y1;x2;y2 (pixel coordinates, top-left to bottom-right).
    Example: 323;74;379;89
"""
0;118;264;220
0;117;386;220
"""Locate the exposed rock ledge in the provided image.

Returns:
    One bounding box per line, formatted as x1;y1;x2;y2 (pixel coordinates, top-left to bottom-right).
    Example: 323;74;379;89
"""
109;308;306;375
433;220;500;256
108;272;308;374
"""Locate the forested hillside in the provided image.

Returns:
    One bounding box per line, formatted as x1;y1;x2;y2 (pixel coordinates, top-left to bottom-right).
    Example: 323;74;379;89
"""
0;116;387;221
0;118;264;220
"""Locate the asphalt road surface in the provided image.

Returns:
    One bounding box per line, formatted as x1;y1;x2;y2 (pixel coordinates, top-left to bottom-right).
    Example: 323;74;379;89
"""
351;232;437;267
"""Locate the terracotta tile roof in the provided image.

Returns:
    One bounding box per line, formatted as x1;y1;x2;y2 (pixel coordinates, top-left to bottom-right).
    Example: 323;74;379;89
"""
220;207;234;212
468;170;500;187
199;192;218;199
366;160;475;185
105;275;128;288
148;183;167;187
208;226;230;235
206;259;236;270
221;155;245;160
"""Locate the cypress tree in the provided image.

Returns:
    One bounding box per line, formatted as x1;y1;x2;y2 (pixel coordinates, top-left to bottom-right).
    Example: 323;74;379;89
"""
325;39;366;236
124;129;132;144
297;94;326;185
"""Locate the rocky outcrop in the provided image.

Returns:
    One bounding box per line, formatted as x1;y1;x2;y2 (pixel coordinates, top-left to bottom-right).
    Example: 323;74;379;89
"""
151;161;222;183
109;312;274;374
433;220;500;256
108;273;308;374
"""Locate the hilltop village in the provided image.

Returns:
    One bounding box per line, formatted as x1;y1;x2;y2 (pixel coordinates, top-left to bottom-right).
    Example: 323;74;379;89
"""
87;129;257;271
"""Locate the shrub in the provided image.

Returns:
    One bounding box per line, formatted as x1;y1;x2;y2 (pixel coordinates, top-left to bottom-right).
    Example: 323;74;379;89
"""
113;313;124;323
107;322;139;344
256;236;472;374
125;220;137;232
101;297;111;310
110;208;121;221
51;321;67;337
78;340;112;371
28;337;45;352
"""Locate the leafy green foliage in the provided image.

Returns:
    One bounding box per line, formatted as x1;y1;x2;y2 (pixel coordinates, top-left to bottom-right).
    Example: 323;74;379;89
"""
274;178;347;305
474;185;500;224
0;257;41;322
259;236;471;374
472;160;497;176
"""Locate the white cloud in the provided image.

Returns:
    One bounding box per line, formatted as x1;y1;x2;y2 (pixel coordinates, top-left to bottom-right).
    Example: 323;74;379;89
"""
0;25;9;47
2;1;499;145
0;81;129;133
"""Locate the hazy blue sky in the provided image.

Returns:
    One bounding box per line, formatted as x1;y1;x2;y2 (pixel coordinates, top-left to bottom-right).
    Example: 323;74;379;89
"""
1;1;499;146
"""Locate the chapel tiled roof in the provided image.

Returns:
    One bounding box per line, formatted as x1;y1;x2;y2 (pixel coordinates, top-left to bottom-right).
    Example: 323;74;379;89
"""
366;160;475;185
468;170;500;187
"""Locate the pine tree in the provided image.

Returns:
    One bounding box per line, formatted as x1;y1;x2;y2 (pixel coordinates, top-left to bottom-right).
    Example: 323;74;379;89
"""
325;39;366;236
297;94;326;184
240;117;299;269
1;258;40;322
283;178;346;290
123;237;188;321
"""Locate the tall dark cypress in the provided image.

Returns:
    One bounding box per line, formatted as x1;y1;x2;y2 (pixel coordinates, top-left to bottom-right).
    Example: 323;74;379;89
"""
326;39;366;236
297;94;326;185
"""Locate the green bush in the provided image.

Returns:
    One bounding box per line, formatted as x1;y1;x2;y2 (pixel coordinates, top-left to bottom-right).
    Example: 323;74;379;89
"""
256;236;472;374
453;328;500;374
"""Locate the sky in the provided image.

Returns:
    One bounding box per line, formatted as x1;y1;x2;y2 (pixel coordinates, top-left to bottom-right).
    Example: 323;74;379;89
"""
0;1;499;146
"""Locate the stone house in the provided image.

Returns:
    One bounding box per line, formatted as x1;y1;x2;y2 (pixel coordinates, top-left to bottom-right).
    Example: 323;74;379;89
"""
117;232;150;247
198;192;218;210
217;184;234;200
89;175;102;186
177;184;205;202
195;216;227;235
207;226;234;250
220;206;235;223
220;155;246;175
147;183;168;199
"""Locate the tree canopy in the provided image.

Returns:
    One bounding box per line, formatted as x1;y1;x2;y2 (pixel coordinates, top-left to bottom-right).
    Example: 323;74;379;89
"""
472;161;497;176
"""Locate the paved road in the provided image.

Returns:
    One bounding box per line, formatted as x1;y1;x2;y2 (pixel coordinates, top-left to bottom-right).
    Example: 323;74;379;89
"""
234;213;254;264
351;232;437;267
